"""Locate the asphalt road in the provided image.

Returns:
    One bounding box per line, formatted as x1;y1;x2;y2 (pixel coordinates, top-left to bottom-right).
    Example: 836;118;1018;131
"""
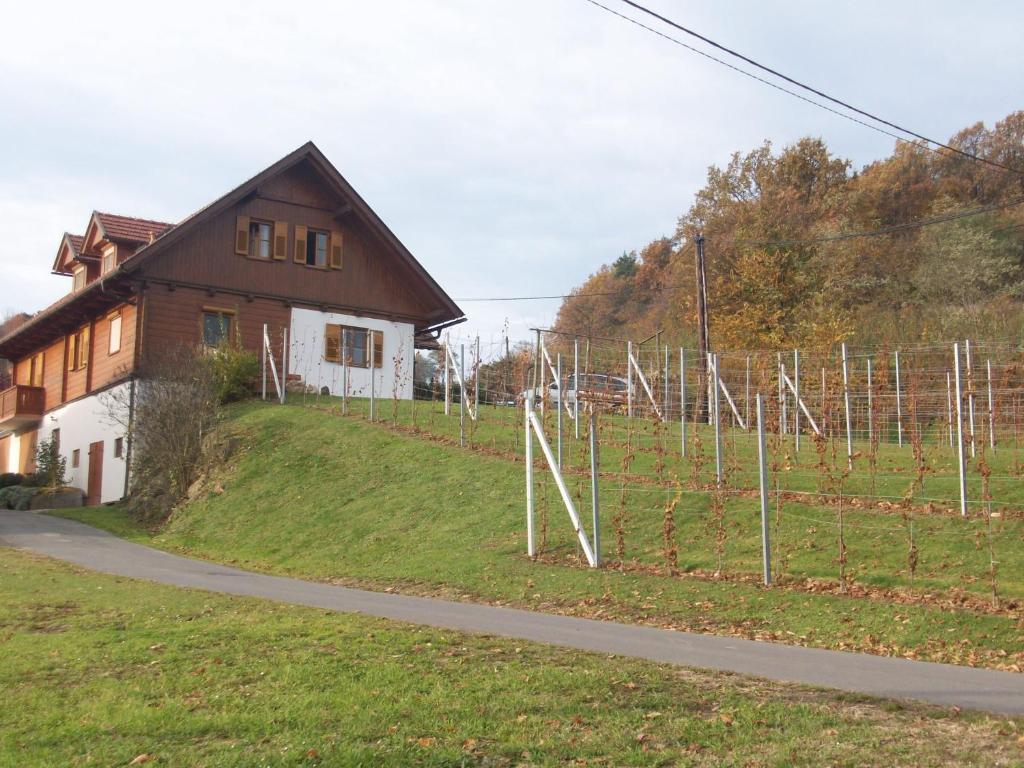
2;509;1022;715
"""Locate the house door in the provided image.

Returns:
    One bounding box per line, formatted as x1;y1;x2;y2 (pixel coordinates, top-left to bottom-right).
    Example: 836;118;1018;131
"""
87;441;104;505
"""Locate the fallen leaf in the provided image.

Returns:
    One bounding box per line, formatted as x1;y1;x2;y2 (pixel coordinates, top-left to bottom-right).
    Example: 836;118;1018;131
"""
129;755;155;766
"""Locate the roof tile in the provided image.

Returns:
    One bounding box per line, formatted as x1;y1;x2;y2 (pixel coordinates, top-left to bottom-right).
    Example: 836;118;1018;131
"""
95;212;175;243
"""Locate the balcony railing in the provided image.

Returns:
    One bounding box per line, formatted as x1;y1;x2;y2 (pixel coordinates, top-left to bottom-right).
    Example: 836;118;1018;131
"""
0;385;45;429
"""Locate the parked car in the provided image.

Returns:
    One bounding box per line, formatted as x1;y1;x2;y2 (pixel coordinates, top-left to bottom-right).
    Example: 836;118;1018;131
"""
521;373;628;408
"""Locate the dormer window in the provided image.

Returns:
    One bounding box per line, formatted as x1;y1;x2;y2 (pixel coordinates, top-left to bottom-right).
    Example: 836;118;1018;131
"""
102;246;117;275
72;266;86;292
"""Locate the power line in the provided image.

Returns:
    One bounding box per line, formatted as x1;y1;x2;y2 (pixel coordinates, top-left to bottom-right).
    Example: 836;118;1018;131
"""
585;0;1024;177
729;194;1024;247
581;0;913;149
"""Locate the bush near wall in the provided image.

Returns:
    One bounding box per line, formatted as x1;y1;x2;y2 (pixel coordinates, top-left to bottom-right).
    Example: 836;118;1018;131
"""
0;473;24;489
208;346;260;404
0;486;37;510
0;484;84;511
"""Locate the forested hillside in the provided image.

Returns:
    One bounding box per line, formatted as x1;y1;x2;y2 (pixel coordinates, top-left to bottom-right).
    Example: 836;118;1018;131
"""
553;112;1024;350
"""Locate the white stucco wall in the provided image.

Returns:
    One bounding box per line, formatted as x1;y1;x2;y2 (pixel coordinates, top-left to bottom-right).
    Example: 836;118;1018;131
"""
288;308;415;400
40;382;131;504
3;429;20;475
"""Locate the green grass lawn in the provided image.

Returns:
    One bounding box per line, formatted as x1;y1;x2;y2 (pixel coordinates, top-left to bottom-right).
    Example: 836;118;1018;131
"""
3;547;1023;767
58;400;1024;670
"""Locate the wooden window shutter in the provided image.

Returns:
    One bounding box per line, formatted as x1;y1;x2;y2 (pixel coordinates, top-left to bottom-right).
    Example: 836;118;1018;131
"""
329;231;343;269
273;221;288;260
294;225;307;264
373;331;384;369
67;335;77;372
235;215;250;255
324;324;341;362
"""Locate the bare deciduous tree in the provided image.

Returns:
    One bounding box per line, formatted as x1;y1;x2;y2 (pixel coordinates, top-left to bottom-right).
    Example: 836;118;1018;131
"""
103;345;219;521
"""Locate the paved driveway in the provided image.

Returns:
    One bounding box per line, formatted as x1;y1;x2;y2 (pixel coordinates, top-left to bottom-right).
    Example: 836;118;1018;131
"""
2;510;1022;715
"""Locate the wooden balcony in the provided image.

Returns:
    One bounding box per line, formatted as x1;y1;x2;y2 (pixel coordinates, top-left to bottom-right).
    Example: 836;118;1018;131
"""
0;385;45;429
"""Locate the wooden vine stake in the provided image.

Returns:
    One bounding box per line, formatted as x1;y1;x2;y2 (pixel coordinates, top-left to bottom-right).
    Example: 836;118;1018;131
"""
977;446;999;609
662;475;681;574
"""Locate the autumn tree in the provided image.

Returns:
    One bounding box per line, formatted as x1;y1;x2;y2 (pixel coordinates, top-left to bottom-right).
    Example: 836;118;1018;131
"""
553;111;1024;351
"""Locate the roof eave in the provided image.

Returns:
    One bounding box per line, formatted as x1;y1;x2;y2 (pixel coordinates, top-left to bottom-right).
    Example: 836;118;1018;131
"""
0;272;135;359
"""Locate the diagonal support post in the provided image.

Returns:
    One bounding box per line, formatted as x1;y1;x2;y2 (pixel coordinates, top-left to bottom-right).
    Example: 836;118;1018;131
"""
447;347;477;422
707;354;746;430
780;371;822;436
540;340;575;420
627;351;663;420
528;411;597;567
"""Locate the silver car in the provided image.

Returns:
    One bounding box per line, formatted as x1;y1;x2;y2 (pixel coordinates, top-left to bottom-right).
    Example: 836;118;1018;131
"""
525;373;629;407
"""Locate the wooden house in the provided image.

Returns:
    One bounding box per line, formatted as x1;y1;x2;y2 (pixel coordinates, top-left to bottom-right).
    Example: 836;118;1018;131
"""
0;142;464;503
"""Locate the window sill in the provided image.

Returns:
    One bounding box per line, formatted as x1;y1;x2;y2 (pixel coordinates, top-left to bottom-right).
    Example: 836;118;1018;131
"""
322;364;383;371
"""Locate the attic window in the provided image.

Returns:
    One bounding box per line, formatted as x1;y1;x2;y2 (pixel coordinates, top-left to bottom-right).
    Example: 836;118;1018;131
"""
72;266;86;292
249;221;272;259
306;230;328;267
102;246;117;275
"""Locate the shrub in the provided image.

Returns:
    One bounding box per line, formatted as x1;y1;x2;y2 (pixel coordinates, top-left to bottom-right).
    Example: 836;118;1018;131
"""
101;344;221;523
0;485;37;511
208;345;260;404
34;438;67;488
0;472;23;489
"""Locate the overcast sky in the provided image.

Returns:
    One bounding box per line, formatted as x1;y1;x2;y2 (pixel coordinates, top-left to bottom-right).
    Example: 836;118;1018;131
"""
1;0;1020;357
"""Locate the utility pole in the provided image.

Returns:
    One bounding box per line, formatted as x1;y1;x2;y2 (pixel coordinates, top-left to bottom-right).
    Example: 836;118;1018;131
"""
695;233;710;422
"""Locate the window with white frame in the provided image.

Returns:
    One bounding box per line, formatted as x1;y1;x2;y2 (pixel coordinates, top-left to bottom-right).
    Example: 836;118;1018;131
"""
249;220;272;259
108;313;122;355
306;230;328;267
102;246;117;275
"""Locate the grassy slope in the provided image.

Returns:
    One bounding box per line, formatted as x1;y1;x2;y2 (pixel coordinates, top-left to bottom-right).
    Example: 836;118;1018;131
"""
3;547;1023;767
323;394;1024;508
61;401;1024;670
283;397;1024;602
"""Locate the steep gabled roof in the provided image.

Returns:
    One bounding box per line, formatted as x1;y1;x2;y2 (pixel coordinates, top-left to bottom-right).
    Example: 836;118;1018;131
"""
51;233;86;275
118;141;464;326
1;141;464;360
80;211;175;257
